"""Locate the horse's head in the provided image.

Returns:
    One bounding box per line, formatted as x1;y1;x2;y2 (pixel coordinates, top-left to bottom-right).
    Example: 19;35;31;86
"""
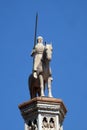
44;44;53;61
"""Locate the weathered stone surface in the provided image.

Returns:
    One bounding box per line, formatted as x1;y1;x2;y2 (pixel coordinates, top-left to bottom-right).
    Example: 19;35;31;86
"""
18;97;67;130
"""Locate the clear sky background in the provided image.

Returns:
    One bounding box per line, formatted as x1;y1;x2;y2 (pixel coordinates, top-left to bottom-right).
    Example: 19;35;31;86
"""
0;0;87;130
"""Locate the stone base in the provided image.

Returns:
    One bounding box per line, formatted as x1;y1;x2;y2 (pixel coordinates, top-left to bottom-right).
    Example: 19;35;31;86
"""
18;97;67;130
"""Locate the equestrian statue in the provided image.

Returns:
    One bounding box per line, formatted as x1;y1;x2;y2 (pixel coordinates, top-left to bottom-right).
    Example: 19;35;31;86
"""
28;14;53;99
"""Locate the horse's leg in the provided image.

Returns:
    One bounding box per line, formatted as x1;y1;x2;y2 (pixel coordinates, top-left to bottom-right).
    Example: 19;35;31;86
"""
48;77;53;97
39;74;44;96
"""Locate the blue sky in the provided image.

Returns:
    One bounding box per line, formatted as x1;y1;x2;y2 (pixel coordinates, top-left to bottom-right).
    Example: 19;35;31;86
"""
0;0;87;130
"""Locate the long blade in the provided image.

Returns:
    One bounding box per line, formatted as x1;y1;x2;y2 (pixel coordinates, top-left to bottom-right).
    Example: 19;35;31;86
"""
34;13;38;48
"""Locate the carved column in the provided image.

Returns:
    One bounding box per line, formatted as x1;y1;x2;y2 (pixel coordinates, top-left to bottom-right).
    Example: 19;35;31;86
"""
18;97;67;130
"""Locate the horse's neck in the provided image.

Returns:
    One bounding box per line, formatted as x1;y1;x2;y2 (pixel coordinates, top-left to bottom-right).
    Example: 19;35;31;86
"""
43;60;50;69
45;60;49;66
42;51;50;71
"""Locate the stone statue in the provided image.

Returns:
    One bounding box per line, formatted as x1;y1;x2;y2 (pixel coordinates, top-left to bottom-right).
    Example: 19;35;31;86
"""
28;36;53;98
31;36;45;79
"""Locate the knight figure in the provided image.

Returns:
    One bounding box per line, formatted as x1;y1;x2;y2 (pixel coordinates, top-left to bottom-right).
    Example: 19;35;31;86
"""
31;36;45;79
29;36;53;98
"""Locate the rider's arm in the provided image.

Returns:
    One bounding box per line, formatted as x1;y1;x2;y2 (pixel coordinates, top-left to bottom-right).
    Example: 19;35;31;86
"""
31;49;36;56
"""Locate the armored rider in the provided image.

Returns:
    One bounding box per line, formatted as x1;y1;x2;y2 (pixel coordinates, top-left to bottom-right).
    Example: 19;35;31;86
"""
31;36;45;78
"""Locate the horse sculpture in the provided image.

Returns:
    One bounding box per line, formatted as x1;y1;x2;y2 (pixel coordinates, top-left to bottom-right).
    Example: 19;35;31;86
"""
28;44;53;99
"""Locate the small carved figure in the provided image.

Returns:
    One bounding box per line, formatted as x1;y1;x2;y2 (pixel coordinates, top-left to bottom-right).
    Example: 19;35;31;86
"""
49;118;55;128
28;36;53;98
42;117;48;128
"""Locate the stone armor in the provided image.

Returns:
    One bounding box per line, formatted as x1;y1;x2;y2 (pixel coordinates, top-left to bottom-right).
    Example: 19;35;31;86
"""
31;36;45;78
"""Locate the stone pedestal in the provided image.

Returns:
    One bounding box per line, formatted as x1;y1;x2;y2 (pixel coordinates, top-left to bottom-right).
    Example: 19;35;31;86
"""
18;97;67;130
